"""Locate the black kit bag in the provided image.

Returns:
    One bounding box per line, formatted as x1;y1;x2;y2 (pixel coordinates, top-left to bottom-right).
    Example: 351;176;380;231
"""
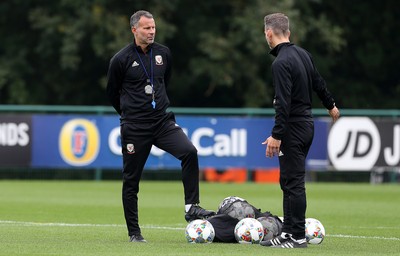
207;214;239;243
208;196;283;243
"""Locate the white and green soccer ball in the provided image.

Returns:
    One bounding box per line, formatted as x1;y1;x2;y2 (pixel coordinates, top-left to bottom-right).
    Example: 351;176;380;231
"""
305;218;326;244
234;217;264;244
185;219;215;243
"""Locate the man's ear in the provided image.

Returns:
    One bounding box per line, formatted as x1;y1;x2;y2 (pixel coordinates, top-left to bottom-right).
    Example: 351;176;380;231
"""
131;26;136;35
266;29;273;40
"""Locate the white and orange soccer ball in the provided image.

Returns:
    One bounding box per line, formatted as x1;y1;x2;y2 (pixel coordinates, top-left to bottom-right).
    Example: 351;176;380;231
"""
185;219;215;243
234;217;264;244
305;218;326;244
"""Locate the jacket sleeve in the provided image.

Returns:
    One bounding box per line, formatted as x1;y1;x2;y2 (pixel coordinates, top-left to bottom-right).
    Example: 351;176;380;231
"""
309;54;335;110
271;60;291;140
106;55;123;115
164;47;172;88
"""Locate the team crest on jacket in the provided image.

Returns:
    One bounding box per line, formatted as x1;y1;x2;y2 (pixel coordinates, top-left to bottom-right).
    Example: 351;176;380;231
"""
155;55;163;65
127;143;135;154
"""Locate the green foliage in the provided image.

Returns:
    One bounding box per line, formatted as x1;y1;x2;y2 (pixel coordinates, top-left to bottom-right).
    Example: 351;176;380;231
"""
0;181;399;255
167;0;302;107
0;0;397;108
298;0;400;108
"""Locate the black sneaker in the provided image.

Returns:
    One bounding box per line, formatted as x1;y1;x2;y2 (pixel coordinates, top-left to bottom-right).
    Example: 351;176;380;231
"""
260;234;290;247
129;234;147;243
184;204;216;222
272;240;307;248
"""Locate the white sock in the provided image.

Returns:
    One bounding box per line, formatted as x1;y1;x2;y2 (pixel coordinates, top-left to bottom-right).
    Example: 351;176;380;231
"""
185;204;192;212
281;232;291;238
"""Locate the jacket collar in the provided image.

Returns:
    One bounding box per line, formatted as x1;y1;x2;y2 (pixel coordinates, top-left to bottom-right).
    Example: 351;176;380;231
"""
269;42;293;57
133;40;153;53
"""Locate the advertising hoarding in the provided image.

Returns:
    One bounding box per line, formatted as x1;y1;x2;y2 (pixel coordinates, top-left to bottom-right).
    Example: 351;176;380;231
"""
29;114;330;170
0;115;31;167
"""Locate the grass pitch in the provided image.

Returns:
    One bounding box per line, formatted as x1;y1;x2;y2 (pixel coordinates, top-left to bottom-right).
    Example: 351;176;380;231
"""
0;180;399;255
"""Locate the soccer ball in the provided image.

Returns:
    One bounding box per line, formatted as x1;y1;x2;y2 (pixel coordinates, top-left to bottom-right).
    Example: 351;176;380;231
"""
234;218;264;244
305;218;325;244
185;219;215;243
257;216;280;241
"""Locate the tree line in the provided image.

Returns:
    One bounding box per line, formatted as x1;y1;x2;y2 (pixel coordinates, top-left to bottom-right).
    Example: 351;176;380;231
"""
0;0;399;109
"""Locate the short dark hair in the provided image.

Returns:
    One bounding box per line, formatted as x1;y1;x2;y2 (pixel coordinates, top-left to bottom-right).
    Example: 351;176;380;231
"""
130;10;153;28
264;13;290;36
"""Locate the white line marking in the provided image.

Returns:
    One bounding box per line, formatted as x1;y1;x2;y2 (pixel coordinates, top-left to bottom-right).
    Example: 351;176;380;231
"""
0;220;125;227
328;234;400;241
1;220;399;241
0;220;184;230
336;225;400;230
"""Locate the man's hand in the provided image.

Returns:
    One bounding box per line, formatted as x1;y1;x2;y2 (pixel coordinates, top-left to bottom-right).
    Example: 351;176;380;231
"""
262;136;281;158
328;106;340;123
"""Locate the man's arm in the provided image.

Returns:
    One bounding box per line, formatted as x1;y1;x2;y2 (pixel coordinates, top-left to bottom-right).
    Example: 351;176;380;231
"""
309;56;340;122
271;61;292;140
106;56;123;115
164;47;172;88
311;67;335;110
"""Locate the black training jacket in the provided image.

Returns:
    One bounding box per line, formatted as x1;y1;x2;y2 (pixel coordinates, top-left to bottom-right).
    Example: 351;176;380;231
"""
269;42;335;140
106;41;172;123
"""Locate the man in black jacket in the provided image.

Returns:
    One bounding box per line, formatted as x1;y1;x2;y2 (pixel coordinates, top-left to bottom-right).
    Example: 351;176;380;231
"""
260;13;340;249
106;10;215;243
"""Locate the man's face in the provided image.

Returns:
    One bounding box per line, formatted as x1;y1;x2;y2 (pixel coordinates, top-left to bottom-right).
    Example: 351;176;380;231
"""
132;16;156;46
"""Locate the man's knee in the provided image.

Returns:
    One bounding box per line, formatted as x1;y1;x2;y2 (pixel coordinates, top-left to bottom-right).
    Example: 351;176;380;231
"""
181;144;197;159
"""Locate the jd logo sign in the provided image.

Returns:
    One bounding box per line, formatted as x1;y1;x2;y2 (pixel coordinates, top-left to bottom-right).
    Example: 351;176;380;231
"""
328;117;380;170
328;117;400;170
